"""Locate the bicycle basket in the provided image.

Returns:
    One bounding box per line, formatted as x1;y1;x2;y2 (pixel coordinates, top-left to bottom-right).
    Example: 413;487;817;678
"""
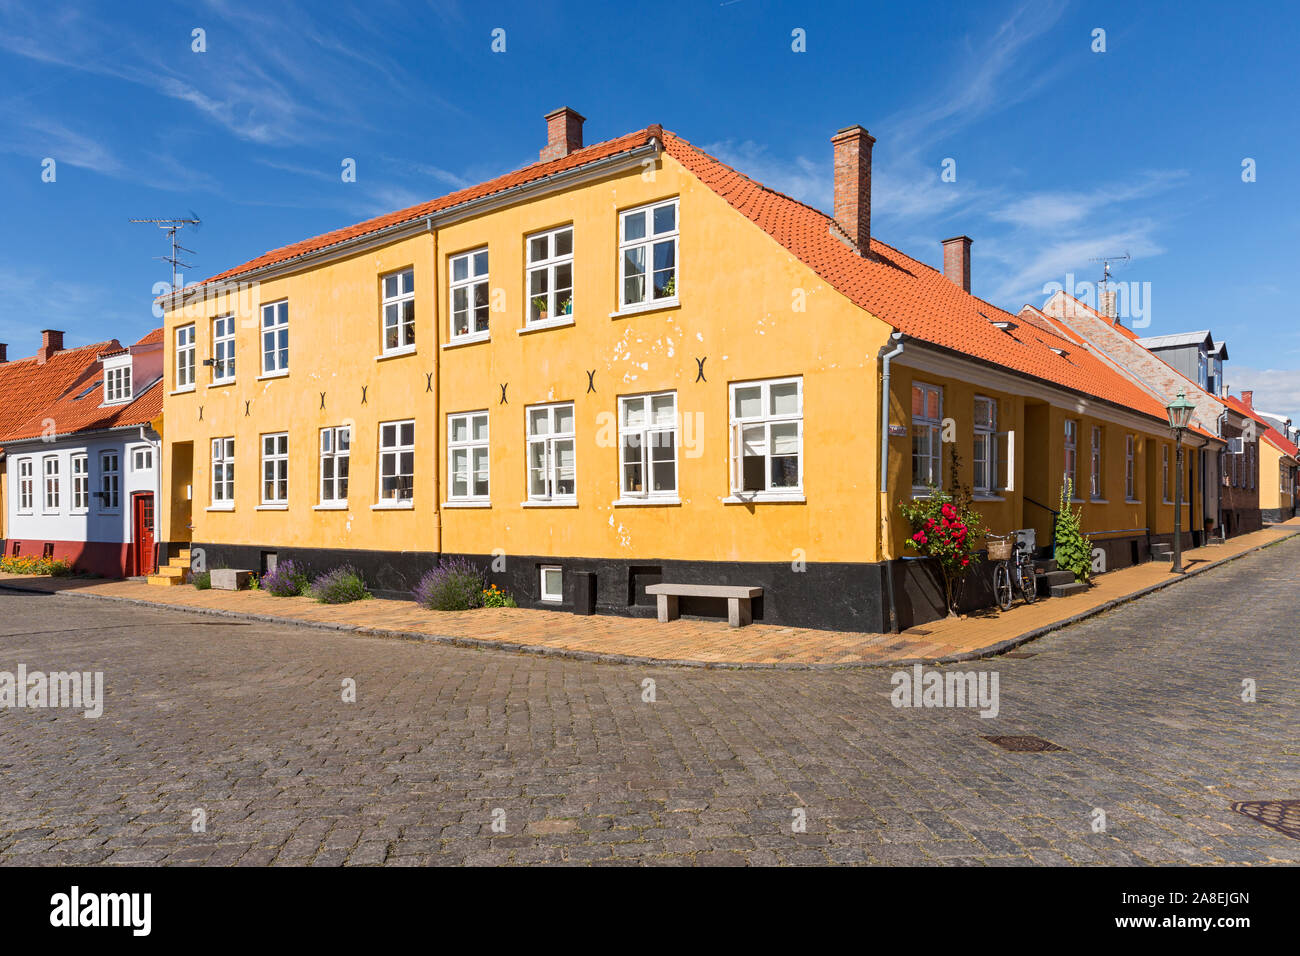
986;537;1013;561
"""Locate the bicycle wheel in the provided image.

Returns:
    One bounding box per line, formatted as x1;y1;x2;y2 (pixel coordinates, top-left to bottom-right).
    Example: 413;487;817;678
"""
1018;563;1037;604
994;563;1013;611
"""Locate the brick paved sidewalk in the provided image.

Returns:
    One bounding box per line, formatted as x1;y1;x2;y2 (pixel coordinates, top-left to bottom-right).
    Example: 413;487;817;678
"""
2;521;1296;667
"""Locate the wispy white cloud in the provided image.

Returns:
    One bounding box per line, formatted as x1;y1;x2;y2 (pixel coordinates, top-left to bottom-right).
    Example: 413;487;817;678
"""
1223;365;1300;425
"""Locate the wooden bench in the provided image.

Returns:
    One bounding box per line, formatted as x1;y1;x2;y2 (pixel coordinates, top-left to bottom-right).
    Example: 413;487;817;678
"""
644;583;763;628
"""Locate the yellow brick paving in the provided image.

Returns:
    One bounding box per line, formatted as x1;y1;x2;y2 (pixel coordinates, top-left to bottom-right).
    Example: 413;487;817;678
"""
3;519;1296;667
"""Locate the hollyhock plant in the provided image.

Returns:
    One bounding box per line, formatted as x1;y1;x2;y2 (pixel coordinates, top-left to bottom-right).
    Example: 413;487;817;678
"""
900;479;988;618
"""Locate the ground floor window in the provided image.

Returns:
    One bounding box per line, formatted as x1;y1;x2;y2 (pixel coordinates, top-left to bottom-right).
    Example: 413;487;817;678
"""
100;452;121;510
72;454;89;512
540;565;563;603
619;391;677;498
911;382;942;490
730;377;802;495
261;433;289;504
379;420;415;503
319;426;350;503
448;411;490;501
211;439;234;504
527;403;576;501
17;459;33;512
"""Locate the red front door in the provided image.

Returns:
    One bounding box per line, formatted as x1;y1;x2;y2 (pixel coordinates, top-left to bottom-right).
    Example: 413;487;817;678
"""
132;492;155;576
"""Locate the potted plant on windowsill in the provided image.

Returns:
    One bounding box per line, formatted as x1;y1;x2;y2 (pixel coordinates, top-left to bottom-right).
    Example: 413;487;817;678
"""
531;296;549;322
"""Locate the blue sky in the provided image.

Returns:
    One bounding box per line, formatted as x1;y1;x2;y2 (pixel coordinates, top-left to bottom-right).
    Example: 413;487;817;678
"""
2;0;1298;419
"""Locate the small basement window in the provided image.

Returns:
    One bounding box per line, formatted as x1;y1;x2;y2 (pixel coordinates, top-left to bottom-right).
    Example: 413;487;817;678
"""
540;565;563;603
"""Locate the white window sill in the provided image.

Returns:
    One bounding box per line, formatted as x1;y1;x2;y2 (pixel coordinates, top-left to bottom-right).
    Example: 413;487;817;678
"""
610;297;680;320
313;502;350;511
70;508;89;516
443;499;491;509
256;503;289;511
1089;498;1109;504
206;504;235;512
371;500;414;510
442;333;490;350
518;317;575;335
972;494;1006;502
257;370;290;381
612;496;681;507
521;499;578;508
376;346;417;361
208;379;236;389
723;492;806;505
1126;498;1142;504
100;399;133;408
170;386;197;396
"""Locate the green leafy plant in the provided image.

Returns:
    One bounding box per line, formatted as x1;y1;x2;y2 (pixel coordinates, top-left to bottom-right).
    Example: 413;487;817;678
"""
481;583;518;608
413;557;484;611
531;296;548;319
310;565;371;604
1053;478;1093;584
899;447;989;617
0;555;73;576
192;571;212;590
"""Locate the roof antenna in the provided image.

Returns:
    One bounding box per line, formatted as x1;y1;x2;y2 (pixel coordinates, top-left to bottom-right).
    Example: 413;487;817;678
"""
1088;252;1129;320
130;214;201;296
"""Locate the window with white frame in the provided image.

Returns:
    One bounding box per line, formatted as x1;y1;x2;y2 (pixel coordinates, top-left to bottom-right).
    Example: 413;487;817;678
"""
100;451;120;510
42;456;60;512
17;459;33;512
1063;420;1078;497
1090;425;1103;499
540;565;563;603
211;438;234;504
619;392;677;498
448;412;490;501
71;454;89;513
730;377;802;496
449;248;490;340
911;382;943;490
104;364;132;404
619;198;678;308
526;403;576;502
132;447;152;471
261;433;288;504
378;420;415;503
1162;444;1171;502
381;268;415;352
1125;435;1137;500
176;324;196;388
213;315;236;382
527;226;574;325
261;300;289;374
973;396;997;494
319;426;350;503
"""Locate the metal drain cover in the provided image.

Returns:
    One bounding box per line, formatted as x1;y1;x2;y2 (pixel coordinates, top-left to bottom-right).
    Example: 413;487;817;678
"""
982;735;1065;752
1230;800;1300;840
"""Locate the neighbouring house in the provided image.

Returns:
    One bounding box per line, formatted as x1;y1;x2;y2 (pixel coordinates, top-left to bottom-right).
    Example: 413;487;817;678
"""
0;329;164;577
155;110;1220;631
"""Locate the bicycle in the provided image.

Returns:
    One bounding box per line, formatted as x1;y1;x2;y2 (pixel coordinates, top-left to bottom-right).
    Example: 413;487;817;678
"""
987;533;1038;611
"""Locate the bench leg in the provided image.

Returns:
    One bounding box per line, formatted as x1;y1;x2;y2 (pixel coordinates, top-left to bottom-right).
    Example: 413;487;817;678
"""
656;594;679;623
728;598;752;628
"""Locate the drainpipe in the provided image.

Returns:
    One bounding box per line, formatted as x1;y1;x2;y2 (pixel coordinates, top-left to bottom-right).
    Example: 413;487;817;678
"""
427;216;442;561
1217;406;1229;542
879;332;905;632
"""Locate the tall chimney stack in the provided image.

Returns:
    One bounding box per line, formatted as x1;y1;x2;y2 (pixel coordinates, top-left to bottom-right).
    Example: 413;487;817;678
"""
941;236;972;292
540;107;585;162
1241;390;1253;409
0;343;7;363
37;329;64;365
831;125;875;254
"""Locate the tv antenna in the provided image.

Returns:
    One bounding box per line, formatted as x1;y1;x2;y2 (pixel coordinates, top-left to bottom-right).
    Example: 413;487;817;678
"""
130;213;201;295
1088;251;1129;317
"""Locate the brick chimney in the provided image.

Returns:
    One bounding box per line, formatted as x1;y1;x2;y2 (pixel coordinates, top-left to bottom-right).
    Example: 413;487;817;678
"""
831;125;875;253
37;329;64;365
540;107;585;162
941;236;972;292
1241;390;1253;409
0;343;7;363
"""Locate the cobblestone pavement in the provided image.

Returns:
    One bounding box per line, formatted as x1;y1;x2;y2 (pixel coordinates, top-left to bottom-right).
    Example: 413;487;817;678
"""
1;536;1297;866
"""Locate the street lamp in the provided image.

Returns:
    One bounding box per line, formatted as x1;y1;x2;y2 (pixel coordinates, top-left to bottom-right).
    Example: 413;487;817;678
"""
1166;389;1196;573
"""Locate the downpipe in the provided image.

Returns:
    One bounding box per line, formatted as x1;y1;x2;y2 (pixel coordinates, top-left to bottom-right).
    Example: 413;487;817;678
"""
879;332;905;632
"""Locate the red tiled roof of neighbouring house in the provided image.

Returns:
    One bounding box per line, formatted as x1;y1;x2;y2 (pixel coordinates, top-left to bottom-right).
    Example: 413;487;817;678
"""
132;328;164;347
1261;426;1299;459
0;341;118;443
1223;394;1274;429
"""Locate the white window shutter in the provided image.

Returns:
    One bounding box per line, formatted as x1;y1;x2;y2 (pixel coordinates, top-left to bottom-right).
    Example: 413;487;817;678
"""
995;430;1015;492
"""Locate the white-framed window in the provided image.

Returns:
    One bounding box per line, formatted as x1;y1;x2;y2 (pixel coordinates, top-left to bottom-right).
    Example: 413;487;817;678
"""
211;438;235;504
449;248;490;340
619;392;677;498
526;402;576;502
911;382;943;491
176;324;196;389
213;315;236;382
104;364;132;404
379;420;415;503
1090;425;1103;499
261;433;288;504
71;453;89;513
319;426;350;504
17;459;34;513
1162;444;1171;502
99;451;120;511
619;198;678;308
261;300;289;374
540;565;563;603
381;268;415;353
448;411;490;501
1125;435;1137;501
526;226;574;326
1063;419;1078;497
730;377;803;496
42;456;60;512
132;447;153;471
973;396;997;494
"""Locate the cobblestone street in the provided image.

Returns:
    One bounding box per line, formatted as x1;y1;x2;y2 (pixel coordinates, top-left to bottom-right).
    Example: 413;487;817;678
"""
2;536;1297;866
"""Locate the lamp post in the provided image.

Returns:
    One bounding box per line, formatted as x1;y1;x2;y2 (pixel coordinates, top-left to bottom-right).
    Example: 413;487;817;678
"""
1166;389;1196;573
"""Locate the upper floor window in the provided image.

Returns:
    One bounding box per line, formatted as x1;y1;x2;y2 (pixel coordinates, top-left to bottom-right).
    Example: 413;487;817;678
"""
1090;425;1103;499
319;426;350;504
527;226;574;326
1125;435;1137;501
104;364;132;404
261;300;289;375
526;403;576;502
619;198;678;308
449;248;490;341
17;459;33;512
1063;419;1078;497
176;324;196;389
379;420;415;504
99;452;120;511
911;382;943;490
973;396;997;494
71;454;89;513
382;268;415;353
211;438;235;504
448;411;490;502
213;315;236;382
619;392;678;499
731;377;802;497
42;456;60;512
132;447;153;471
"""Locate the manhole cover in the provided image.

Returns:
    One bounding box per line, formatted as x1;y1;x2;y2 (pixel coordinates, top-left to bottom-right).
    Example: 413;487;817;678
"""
982;735;1065;752
1230;800;1300;840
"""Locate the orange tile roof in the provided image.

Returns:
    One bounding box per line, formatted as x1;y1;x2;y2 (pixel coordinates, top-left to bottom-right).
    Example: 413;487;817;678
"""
0;342;117;443
1261;426;1298;459
1223;394;1274;429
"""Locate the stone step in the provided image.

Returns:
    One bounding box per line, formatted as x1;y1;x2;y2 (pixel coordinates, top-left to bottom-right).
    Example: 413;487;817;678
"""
1033;558;1059;573
157;565;188;579
166;557;190;569
1038;569;1076;589
146;574;186;587
1049;581;1090;598
177;549;193;561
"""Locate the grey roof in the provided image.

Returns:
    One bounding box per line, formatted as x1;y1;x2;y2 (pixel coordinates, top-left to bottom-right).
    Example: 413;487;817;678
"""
1212;340;1229;359
1134;330;1215;350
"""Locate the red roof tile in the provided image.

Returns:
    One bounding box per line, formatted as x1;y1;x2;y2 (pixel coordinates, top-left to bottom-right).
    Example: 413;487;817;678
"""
1261;426;1298;459
1223;394;1274;429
